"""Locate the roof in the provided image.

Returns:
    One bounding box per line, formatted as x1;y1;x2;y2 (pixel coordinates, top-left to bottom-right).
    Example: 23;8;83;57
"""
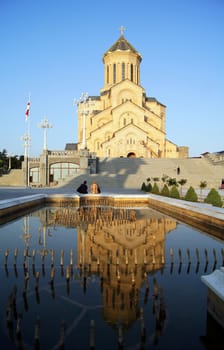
104;34;142;60
65;143;78;150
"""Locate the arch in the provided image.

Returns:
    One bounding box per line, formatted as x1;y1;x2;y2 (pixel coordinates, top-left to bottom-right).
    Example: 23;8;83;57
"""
127;152;136;158
50;162;79;183
118;88;134;105
119;112;136;128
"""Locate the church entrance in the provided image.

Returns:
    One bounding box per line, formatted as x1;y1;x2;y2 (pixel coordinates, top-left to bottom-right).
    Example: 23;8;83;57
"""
127;152;136;158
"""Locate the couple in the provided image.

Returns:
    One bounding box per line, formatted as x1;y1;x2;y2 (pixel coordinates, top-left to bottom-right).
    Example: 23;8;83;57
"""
77;180;100;194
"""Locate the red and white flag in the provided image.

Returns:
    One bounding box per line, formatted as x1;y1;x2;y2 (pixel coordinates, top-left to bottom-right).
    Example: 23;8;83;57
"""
25;100;31;120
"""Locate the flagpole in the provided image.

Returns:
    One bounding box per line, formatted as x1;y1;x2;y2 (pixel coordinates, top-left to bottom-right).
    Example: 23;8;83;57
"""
25;94;31;187
27;93;31;187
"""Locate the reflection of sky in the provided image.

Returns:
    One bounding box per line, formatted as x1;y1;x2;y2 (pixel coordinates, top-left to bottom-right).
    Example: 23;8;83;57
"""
165;223;224;265
0;214;78;267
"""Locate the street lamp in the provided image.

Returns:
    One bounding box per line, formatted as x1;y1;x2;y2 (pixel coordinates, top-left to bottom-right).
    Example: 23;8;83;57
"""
21;132;31;187
38;118;53;151
74;92;93;149
6;152;14;171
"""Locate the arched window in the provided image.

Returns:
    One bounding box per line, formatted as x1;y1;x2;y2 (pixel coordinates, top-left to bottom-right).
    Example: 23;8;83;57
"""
113;63;116;83
122;62;125;80
130;64;133;81
107;65;109;84
127;135;135;145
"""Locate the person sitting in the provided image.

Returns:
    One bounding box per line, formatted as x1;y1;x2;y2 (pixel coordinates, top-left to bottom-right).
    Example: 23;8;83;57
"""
90;181;100;194
76;180;88;194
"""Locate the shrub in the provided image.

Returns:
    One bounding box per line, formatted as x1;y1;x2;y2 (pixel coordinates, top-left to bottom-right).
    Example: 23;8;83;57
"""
151;182;160;194
161;184;170;197
184;186;198;202
146;182;152;192
141;182;147;191
169;185;180;199
204;188;223;207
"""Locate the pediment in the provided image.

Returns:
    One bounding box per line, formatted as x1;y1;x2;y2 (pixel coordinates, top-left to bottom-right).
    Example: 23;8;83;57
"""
111;79;143;96
114;123;148;137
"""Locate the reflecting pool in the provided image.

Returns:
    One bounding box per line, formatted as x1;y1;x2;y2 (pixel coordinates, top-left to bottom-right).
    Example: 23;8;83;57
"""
0;205;223;349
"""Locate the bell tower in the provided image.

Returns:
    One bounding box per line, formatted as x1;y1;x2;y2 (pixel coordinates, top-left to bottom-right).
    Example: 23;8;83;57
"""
102;26;142;89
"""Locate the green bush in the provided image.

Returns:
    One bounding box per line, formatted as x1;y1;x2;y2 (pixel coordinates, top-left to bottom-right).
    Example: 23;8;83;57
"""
146;182;152;192
141;182;147;191
151;182;160;194
204;188;223;207
169;185;180;199
161;184;170;197
184;186;198;202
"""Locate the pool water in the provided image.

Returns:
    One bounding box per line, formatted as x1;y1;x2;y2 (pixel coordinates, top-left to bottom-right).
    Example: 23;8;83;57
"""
0;206;223;349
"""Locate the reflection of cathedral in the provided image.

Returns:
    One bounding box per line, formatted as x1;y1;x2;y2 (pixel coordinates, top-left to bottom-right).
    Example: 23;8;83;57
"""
3;206;223;349
76;28;189;158
46;206;177;327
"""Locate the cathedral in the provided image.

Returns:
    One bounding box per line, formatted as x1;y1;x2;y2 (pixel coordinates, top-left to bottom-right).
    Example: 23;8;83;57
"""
76;29;189;158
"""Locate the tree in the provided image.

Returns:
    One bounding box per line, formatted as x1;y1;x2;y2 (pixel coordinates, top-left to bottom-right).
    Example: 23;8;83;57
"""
161;174;168;183
152;177;160;183
0;149;23;171
0;149;8;173
167;177;178;187
199;181;207;202
178;179;187;197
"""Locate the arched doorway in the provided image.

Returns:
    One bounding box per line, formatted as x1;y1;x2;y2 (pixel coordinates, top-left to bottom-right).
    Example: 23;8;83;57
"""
127;152;136;158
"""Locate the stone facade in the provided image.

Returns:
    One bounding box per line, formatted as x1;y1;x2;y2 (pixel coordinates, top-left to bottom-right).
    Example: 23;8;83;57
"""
22;149;97;187
76;32;189;158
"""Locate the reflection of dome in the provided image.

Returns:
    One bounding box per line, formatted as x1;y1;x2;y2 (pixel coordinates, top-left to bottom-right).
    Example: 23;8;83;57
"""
103;282;139;327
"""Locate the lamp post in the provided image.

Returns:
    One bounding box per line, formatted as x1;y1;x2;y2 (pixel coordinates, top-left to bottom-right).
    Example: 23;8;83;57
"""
6;152;14;171
21;132;31;187
74;92;93;149
38;118;53;151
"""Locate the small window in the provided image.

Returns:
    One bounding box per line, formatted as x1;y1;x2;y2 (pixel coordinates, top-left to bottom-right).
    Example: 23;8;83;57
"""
130;64;133;81
113;64;116;83
122;62;125;80
107;66;109;84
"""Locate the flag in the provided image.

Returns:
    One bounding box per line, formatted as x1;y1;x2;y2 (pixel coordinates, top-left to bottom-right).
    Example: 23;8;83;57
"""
25;100;30;119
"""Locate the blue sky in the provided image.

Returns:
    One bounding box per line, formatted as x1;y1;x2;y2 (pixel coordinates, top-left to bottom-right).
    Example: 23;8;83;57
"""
0;0;223;157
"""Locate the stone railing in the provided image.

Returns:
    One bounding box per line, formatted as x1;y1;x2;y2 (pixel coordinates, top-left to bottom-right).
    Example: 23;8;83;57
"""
48;150;79;157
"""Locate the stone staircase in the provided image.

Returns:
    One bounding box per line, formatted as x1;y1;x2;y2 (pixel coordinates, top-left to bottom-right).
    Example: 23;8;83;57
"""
0;169;24;186
0;157;223;192
63;157;224;192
